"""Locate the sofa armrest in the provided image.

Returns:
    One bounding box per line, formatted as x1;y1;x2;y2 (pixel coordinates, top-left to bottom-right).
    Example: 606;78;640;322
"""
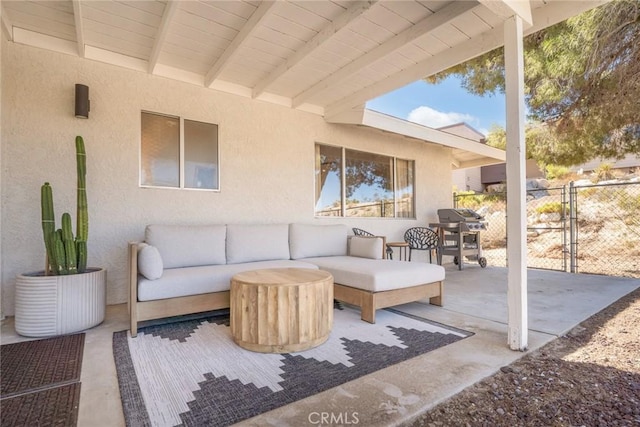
378;236;387;258
128;242;139;336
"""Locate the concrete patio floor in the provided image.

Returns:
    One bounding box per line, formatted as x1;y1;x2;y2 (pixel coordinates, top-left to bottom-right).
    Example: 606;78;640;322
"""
1;265;638;426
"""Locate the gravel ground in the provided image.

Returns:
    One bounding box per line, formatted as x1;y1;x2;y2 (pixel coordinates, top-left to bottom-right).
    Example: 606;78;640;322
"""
411;286;640;427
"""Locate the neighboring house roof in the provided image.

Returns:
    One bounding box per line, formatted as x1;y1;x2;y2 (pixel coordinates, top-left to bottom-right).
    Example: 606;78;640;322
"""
569;154;640;172
437;122;487;143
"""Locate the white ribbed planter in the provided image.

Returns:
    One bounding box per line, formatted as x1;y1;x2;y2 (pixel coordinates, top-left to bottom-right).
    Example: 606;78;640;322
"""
15;268;107;337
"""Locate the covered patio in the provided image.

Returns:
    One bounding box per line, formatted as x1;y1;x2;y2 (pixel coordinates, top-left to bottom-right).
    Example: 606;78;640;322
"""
2;264;637;425
1;0;630;424
1;0;611;349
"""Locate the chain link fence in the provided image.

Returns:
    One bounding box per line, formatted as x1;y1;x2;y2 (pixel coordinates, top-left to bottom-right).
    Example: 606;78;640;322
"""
571;182;640;278
453;181;639;278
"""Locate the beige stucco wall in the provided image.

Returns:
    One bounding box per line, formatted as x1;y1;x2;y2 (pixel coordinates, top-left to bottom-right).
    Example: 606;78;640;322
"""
444;123;485;193
452;168;483;193
1;42;452;316
0;23;4;318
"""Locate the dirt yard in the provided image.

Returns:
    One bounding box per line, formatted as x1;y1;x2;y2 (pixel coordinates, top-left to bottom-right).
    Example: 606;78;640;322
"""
411;287;640;427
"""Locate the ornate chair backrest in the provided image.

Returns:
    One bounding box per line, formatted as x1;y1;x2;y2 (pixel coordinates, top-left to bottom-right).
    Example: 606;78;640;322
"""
352;228;375;237
404;227;438;250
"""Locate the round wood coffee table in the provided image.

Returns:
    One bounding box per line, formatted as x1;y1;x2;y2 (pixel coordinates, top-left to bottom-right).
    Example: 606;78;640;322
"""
230;268;333;353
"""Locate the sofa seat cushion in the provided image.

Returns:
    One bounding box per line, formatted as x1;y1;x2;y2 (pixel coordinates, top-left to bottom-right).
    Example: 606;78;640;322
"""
301;256;445;293
137;260;319;301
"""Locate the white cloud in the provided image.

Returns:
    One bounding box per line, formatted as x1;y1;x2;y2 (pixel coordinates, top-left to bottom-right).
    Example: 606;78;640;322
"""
407;106;478;129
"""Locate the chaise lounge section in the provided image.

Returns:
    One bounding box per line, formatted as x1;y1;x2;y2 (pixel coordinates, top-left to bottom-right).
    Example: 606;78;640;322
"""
289;223;444;323
129;223;444;336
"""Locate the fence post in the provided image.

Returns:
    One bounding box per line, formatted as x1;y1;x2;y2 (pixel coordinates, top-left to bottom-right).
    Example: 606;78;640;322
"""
562;185;568;272
569;181;577;273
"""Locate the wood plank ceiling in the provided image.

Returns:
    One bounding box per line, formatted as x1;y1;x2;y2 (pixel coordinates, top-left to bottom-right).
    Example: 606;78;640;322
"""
1;0;606;119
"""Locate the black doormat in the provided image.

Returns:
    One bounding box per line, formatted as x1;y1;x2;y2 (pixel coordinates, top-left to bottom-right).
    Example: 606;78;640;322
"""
114;308;472;427
0;383;81;427
0;333;85;427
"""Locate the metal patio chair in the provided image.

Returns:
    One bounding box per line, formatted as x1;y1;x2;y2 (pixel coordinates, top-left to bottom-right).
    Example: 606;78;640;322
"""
404;227;439;263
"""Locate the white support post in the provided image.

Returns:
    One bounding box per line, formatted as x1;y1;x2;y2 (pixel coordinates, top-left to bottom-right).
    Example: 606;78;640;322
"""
504;16;528;351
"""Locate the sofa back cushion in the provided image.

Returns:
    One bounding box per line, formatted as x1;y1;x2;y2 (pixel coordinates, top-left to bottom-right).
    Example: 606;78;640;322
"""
289;223;348;259
226;224;290;264
145;224;227;269
348;236;384;259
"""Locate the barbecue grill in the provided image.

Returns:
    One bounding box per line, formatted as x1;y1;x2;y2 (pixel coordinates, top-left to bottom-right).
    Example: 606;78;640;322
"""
429;208;488;270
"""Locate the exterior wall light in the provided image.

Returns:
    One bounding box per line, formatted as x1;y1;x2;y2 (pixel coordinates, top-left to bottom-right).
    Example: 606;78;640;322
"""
75;84;90;119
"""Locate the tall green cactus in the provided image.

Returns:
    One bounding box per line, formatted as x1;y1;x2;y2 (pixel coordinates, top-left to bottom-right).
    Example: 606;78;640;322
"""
41;183;57;273
40;136;89;275
75;136;88;272
76;136;88;243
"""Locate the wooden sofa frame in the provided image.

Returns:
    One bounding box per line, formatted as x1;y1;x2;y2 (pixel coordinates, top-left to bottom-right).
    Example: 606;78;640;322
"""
333;281;443;324
128;242;230;337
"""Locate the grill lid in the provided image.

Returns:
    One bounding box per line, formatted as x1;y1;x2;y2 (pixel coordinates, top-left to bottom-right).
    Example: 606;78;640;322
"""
437;208;484;223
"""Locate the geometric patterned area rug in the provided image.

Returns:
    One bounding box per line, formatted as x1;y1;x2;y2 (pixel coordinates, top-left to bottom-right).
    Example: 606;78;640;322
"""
0;333;84;427
113;308;471;427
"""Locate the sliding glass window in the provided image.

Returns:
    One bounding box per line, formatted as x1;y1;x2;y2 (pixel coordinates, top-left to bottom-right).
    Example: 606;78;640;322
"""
315;144;343;216
314;143;415;218
141;112;219;190
396;158;415;218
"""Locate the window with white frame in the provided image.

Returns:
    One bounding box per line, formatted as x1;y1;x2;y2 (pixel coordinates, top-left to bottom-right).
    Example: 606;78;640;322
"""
140;111;219;190
314;143;415;218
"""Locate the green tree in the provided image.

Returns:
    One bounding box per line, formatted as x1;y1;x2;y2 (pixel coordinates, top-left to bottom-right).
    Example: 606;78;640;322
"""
428;0;640;166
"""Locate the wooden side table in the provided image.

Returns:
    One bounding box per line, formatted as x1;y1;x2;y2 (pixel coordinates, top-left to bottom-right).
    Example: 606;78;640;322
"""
386;241;409;261
230;268;333;353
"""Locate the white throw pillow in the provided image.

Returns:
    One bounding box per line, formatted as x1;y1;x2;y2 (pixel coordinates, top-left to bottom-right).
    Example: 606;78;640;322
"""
138;243;163;280
349;236;384;260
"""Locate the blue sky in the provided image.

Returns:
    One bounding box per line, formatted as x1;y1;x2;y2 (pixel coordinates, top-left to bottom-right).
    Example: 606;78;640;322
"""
366;75;506;137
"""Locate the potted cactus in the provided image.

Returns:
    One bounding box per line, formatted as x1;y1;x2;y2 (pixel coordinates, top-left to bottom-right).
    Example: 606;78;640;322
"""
41;135;89;276
15;136;106;337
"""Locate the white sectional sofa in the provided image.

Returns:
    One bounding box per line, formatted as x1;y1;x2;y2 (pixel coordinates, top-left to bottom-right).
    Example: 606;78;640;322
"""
128;223;444;336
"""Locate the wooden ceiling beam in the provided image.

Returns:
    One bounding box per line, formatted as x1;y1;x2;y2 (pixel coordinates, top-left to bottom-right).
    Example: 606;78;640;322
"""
325;0;607;118
252;0;377;99
1;5;12;41
205;1;277;88
148;0;179;74
478;0;532;27
292;0;478;108
72;0;85;57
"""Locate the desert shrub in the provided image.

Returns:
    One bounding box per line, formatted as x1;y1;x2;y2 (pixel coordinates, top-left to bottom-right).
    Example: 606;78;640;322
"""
454;191;483;209
578;187;597;197
619;194;640;212
545;164;570;180
593;163;615;182
536;201;564;215
618;192;640;224
455;191;508;214
483;192;506;203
